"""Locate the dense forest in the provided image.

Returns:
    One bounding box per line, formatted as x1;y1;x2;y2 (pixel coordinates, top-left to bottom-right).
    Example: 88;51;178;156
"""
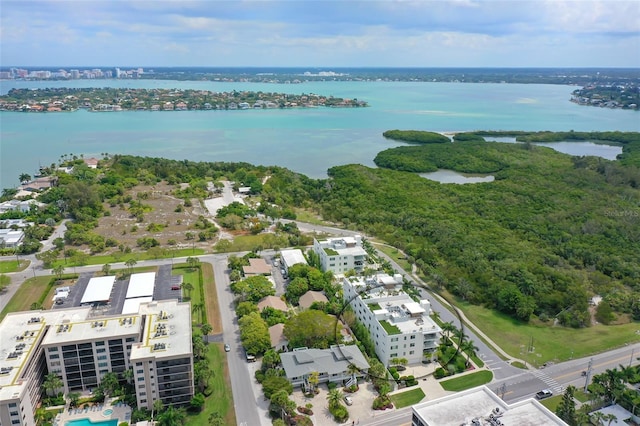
314;133;640;327
5;131;639;328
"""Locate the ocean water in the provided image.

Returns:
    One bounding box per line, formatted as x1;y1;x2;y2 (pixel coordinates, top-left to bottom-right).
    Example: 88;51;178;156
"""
1;79;638;188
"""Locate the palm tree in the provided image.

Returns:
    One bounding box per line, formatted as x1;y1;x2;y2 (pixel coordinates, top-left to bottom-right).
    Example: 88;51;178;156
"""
123;368;134;384
19;173;31;184
307;371;319;393
157;406;187;426
326;388;343;408
42;373;63;396
460;340;480;367
453;327;467;345
192;302;205;324
67;392;81;408
441;321;457;340
102;263;112;276
53;264;65;280
618;364;637;384
125;258;137;273
100;372;119;397
186;256;200;270
201;323;212;336
181;282;194;299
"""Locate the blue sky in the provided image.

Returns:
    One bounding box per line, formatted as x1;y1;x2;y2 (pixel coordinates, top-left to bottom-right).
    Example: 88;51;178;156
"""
1;0;639;67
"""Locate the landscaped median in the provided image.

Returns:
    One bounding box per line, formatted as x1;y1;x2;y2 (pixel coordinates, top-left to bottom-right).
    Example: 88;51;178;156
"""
440;370;493;392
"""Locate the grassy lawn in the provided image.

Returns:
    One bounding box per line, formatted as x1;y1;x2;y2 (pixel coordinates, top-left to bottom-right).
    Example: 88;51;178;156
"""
173;265;204;323
457;300;640;364
574;390;590;403
373;243;412;272
390;388;426;409
539;395;562;412
440;370;493;392
186;341;235;425
0;259;29;273
51;248;206;268
511;361;527;369
0;276;51;321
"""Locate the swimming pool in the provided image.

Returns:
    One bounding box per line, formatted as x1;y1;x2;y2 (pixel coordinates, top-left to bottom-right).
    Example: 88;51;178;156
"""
65;419;117;426
102;409;113;416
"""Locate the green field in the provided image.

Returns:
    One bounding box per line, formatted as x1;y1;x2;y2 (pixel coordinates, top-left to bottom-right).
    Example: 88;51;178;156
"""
186;341;235;425
539;395;562;413
390;388;426;409
0;276;52;320
51;248;206;268
457;300;640;365
0;259;29;273
440;370;493;392
373;243;412;273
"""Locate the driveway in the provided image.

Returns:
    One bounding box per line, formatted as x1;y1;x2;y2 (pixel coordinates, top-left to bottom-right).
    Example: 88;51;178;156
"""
290;380;379;426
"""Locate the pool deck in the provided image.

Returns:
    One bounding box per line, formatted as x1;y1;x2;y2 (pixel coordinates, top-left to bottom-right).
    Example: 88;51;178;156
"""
55;398;131;426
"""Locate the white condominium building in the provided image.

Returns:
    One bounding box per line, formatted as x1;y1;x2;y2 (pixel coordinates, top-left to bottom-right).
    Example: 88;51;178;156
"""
313;236;367;275
0;299;194;425
342;274;441;366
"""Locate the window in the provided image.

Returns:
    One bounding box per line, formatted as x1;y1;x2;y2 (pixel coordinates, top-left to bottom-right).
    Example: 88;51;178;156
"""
390;353;398;358
50;354;59;359
98;362;108;368
410;335;416;340
136;362;142;366
9;403;17;407
95;341;104;346
410;343;415;347
48;347;58;352
126;337;135;342
96;348;106;353
138;377;144;381
140;399;147;404
10;411;18;416
409;351;415;355
137;369;143;374
391;337;398;342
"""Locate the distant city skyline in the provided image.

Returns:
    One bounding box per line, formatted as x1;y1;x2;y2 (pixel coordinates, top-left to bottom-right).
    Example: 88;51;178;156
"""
1;0;639;68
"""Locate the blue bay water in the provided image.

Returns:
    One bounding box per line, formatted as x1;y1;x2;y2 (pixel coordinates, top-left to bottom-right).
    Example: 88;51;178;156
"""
1;79;638;188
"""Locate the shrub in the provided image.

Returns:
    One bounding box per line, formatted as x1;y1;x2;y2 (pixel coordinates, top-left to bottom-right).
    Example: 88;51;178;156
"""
434;367;447;379
329;404;349;423
372;395;393;410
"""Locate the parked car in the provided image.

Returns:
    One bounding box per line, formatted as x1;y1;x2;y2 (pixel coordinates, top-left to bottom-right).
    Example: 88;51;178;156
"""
224;344;230;352
171;286;181;290
535;389;553;400
246;352;256;363
344;396;353;406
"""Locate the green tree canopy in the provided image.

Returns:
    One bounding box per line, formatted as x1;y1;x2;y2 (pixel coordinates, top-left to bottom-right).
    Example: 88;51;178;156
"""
284;310;337;349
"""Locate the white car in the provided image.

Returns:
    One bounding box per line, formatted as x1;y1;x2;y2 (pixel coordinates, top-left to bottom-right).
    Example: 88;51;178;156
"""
344;396;353;406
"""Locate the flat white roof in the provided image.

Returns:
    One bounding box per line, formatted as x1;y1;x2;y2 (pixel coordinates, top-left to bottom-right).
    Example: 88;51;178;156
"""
404;302;426;315
81;276;116;304
281;249;307;268
126;272;156;299
122;297;153;315
412;386;567;425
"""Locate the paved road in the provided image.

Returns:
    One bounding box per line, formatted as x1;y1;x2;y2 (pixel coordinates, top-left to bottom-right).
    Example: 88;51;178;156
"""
495;342;640;404
4;219;639;425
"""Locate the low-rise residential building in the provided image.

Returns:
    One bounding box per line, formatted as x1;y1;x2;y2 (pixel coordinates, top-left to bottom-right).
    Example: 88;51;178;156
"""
298;290;328;310
342;273;441;366
0;229;24;248
242;258;272;277
257;296;288;313
268;323;288;352
411;385;568;426
313;236;367;275
0;299;194;425
280;345;369;388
